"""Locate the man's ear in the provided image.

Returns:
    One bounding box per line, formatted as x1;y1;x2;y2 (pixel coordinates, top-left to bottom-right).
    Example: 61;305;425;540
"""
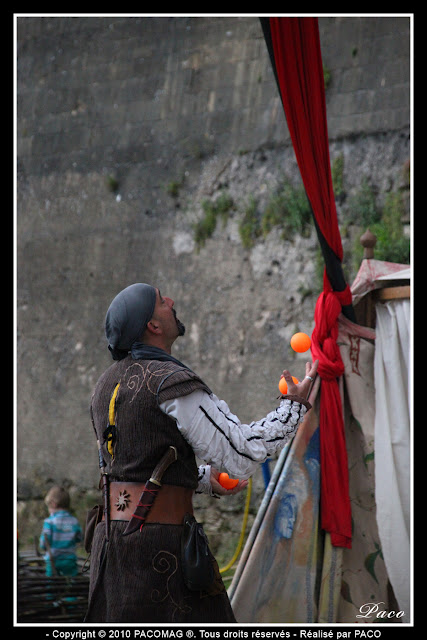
146;319;161;334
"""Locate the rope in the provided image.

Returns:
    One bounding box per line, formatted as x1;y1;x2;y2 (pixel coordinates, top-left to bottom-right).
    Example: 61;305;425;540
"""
219;477;252;574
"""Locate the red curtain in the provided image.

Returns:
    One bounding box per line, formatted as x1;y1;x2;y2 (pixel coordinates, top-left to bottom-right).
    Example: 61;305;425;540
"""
269;17;343;262
269;17;352;548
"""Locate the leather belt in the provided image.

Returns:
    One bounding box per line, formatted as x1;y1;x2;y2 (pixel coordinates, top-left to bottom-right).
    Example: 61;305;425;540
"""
106;482;194;525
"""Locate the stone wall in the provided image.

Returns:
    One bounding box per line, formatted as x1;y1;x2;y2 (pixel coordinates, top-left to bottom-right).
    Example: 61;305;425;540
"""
16;15;410;548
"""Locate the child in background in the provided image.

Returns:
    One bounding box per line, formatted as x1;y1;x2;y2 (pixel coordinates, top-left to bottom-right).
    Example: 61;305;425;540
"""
40;486;83;577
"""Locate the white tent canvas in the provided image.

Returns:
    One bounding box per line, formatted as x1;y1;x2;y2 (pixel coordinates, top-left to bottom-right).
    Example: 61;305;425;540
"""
230;259;411;624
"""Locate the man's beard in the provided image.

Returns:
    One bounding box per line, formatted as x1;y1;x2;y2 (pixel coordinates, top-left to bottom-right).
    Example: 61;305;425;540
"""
173;309;186;336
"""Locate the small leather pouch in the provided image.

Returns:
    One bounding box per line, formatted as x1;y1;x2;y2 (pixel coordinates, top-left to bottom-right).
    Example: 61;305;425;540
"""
84;504;103;553
181;513;215;591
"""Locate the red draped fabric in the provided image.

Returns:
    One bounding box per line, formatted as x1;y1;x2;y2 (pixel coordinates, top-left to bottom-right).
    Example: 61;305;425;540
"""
310;277;352;548
268;17;343;262
269;17;352;548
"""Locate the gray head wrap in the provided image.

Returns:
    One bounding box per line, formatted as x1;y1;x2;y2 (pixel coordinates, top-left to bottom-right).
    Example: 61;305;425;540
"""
105;283;157;360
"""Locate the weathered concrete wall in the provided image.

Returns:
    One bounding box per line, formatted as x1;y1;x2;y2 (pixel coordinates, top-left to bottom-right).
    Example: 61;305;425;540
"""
16;16;410;533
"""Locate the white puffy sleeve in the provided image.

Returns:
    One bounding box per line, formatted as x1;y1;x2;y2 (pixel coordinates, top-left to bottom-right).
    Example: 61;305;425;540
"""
160;390;311;480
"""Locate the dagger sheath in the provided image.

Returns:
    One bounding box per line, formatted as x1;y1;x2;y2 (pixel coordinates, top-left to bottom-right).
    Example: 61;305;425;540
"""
122;446;178;536
97;439;110;542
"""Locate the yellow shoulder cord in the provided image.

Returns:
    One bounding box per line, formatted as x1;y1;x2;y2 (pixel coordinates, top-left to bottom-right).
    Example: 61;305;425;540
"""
219;477;252;574
106;383;120;459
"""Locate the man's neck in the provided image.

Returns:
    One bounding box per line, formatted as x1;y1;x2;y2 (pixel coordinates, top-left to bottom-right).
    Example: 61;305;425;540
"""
138;336;173;355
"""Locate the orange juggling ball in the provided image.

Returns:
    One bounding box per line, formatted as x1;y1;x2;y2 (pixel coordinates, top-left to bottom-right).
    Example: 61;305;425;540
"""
278;376;299;395
290;332;311;353
218;472;239;490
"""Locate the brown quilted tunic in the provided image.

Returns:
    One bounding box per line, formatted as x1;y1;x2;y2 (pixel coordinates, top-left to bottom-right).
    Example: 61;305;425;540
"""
90;355;212;486
85;356;236;623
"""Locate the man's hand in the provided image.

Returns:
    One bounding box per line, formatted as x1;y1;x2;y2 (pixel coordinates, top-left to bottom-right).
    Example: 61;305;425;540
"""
281;359;319;399
210;468;249;496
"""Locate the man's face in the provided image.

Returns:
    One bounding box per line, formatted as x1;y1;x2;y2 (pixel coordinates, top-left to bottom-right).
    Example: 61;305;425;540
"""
152;289;186;339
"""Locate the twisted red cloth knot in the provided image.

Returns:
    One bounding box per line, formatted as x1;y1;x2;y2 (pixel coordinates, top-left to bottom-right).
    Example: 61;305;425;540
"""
310;285;352;381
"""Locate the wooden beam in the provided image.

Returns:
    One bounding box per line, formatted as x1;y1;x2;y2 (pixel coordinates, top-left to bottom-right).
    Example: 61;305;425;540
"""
377;285;410;301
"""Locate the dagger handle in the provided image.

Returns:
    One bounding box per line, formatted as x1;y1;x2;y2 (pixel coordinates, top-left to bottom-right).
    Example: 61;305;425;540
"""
149;446;178;485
